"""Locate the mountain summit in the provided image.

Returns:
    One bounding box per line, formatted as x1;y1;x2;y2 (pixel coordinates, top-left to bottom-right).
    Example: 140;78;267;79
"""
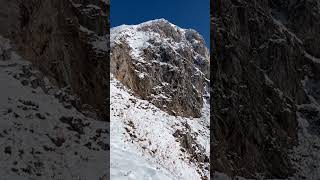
111;19;209;118
110;20;210;179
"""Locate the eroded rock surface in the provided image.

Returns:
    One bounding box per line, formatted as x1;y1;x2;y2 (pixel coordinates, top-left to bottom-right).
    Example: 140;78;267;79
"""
1;0;110;119
111;19;209;118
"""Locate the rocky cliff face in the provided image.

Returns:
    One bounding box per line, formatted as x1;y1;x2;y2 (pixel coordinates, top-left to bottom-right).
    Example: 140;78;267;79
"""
110;75;210;179
111;19;209;118
1;0;109;119
0;1;110;179
0;35;109;180
212;0;320;179
110;20;210;179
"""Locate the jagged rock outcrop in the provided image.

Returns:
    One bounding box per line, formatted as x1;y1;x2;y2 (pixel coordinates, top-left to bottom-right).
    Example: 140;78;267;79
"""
212;0;320;179
0;0;109;119
111;19;209;118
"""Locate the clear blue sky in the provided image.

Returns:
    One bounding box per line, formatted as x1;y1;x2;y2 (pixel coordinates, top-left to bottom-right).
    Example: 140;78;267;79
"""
110;0;210;47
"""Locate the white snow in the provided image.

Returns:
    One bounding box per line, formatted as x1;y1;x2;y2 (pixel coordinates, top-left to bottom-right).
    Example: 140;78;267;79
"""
111;18;209;66
0;36;108;179
110;75;210;179
79;25;94;34
304;51;320;64
110;19;210;179
91;35;109;52
272;18;303;44
86;4;101;10
79;25;109;54
111;24;150;62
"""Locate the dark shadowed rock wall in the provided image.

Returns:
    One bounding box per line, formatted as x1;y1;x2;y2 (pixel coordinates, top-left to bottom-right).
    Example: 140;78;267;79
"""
10;0;110;119
212;0;320;178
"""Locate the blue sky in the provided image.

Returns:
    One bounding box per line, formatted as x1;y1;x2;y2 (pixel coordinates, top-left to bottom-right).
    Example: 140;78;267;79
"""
110;0;210;47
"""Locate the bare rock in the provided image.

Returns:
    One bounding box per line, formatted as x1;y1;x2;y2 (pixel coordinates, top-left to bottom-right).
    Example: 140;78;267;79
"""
15;0;109;119
211;0;320;178
111;19;209;118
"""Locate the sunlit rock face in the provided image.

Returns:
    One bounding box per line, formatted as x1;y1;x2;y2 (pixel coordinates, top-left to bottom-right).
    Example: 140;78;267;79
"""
111;19;209;118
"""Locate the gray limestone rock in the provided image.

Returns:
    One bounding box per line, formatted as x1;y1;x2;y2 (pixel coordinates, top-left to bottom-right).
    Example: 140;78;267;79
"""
111;19;209;118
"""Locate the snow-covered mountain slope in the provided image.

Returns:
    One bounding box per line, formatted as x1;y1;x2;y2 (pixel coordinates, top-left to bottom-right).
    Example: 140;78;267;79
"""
110;19;210;180
0;36;109;179
110;75;210;180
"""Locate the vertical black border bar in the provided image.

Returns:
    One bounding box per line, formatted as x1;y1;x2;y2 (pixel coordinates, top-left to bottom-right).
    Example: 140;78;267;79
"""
106;0;111;179
210;0;214;178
